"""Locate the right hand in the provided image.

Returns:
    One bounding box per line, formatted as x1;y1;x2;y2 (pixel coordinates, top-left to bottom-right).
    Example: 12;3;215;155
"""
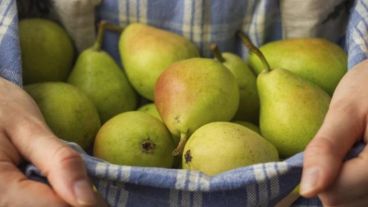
0;77;105;206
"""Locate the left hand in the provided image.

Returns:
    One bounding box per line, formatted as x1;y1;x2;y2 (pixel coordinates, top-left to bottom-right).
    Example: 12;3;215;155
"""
301;59;368;206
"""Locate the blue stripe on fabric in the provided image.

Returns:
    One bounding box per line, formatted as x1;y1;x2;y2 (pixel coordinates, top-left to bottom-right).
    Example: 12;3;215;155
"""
125;184;170;207
96;0;121;65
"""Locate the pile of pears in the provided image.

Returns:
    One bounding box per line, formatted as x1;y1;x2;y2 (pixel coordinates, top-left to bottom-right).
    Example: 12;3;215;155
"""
19;17;347;176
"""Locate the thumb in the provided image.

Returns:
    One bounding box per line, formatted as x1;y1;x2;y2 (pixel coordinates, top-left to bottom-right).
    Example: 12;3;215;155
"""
300;102;364;198
6;118;99;206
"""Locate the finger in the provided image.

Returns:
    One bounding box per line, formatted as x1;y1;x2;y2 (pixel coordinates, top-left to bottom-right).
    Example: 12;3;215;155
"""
318;145;368;206
0;132;69;207
0;161;70;207
300;100;364;197
5;117;98;206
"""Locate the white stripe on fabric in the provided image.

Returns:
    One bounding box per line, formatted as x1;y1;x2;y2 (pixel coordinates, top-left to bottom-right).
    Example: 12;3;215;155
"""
264;163;279;199
276;162;288;175
187;171;209;191
353;1;368;53
108;163;120;179
175;170;188;189
246;183;257;206
139;0;147;24
192;0;203;43
95;162;108;177
0;0;11;18
105;165;120;205
198;174;210;191
116;185;129;207
248;0;267;46
182;0;193;39
188;171;200;191
253;164;268;205
128;0;138;23
0;0;15;45
118;0;128;25
119;166;132;181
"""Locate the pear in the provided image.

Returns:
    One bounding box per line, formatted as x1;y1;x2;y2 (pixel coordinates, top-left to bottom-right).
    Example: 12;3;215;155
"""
93;111;175;168
210;44;259;123
25;82;101;149
248;38;347;95
68;22;137;123
182;122;278;176
119;23;200;100
233;120;260;134
137;103;161;121
239;32;331;158
155;58;239;155
19;18;74;84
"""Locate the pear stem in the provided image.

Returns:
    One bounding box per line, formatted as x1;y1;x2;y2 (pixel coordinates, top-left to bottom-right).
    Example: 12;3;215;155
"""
172;133;188;156
93;21;125;51
237;31;271;72
210;43;225;63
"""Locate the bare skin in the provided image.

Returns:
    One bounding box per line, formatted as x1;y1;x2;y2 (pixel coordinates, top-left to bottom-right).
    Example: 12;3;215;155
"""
0;77;106;207
301;59;368;206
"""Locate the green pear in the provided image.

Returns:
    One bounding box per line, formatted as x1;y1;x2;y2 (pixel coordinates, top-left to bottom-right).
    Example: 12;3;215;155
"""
68;22;137;123
248;38;347;94
137;103;161;121
19;18;75;84
119;23;200;100
93;111;175;168
258;69;330;157
25;82;101;149
182;122;278;176
155;58;239;155
238;32;331;158
211;44;259;123
233;120;260;134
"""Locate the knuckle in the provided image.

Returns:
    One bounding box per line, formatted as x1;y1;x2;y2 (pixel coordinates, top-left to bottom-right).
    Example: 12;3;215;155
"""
305;137;336;157
53;145;83;169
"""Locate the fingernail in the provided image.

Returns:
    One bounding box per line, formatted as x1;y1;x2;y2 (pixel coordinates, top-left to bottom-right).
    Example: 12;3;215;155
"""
300;167;319;196
74;179;97;206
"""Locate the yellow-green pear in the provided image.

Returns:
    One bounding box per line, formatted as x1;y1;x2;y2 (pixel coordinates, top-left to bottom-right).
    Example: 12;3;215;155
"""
248;38;347;94
138;103;161;121
210;44;259;123
258;69;330;157
68;22;137;123
155;58;239;155
239;32;331;158
119;23;200;100
182;122;278;176
19;18;74;84
25;82;101;149
93;111;175;168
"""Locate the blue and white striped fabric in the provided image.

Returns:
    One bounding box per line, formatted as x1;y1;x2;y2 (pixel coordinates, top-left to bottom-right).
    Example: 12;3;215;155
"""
1;0;368;206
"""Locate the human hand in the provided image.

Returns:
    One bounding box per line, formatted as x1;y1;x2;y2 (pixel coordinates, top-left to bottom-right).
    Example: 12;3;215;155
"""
301;59;368;206
0;77;106;206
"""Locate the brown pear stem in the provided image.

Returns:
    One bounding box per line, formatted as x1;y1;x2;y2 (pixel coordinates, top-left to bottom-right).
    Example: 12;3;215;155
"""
210;43;225;63
237;30;271;72
93;21;125;51
172;133;188;156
